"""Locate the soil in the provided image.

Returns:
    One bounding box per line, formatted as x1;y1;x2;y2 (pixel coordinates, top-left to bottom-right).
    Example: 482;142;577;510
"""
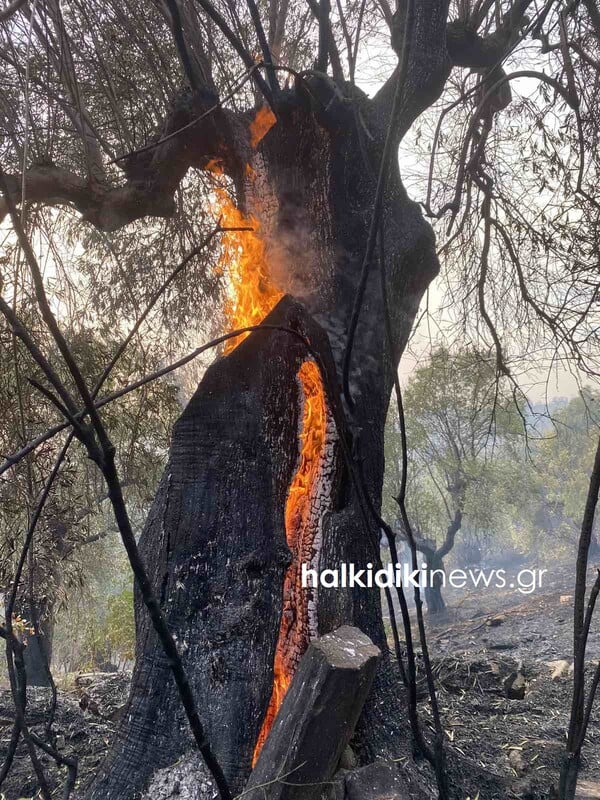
398;559;600;799
0;675;124;799
1;561;599;799
0;687;115;800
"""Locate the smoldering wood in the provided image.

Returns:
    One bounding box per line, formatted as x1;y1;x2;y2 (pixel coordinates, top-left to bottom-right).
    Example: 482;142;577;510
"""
84;297;343;800
141;752;219;800
251;91;439;765
244;625;380;800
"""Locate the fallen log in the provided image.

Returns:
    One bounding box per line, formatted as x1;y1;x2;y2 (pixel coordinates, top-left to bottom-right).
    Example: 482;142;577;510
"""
244;625;380;800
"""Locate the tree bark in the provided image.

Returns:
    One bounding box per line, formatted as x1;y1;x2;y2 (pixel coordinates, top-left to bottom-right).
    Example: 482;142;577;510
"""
23;615;54;688
84;84;441;800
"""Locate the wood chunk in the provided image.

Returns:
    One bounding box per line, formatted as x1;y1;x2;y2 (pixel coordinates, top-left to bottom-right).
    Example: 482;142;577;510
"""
503;671;526;699
244;626;380;800
547;659;572;679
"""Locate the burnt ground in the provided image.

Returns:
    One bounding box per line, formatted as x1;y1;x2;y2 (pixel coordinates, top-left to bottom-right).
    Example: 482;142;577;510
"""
0;674;126;800
1;561;599;799
396;559;600;800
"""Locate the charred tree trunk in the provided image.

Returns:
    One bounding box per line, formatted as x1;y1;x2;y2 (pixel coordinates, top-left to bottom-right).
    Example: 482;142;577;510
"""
23;614;54;688
85;72;442;800
421;550;446;616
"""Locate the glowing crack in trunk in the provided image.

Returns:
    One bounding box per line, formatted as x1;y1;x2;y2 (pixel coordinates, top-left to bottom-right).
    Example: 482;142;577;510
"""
252;359;327;764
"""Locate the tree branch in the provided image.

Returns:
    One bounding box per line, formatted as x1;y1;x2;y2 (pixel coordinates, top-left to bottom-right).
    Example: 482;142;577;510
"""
165;0;202;90
245;0;280;96
373;0;451;139
0;89;240;231
0;0;26;22
447;0;534;68
194;0;275;108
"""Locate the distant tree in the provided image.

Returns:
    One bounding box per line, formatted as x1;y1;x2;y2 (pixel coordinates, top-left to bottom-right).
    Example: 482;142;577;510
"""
531;389;600;554
385;346;525;613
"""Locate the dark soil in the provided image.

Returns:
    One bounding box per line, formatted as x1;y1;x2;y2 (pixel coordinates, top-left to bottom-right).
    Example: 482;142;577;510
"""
0;677;123;799
399;560;600;799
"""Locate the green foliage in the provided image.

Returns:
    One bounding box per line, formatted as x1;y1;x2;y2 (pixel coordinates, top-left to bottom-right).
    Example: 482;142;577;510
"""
384;346;529;560
76;585;134;671
106;588;135;665
53;552;135;673
385;350;600;564
527;389;600;554
0;317;181;644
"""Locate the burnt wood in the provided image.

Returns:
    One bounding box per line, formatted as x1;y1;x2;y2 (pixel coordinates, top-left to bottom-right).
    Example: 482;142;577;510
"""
244;625;380;800
84;297;342;799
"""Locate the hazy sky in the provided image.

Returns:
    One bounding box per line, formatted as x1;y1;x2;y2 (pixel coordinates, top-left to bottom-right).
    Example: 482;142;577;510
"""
353;39;588;404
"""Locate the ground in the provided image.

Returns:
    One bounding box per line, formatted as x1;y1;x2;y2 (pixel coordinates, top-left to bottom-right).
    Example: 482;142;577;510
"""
1;562;599;799
404;559;600;799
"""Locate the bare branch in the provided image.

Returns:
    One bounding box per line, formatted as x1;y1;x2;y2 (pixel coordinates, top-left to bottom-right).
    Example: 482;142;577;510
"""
0;0;25;22
0;89;239;230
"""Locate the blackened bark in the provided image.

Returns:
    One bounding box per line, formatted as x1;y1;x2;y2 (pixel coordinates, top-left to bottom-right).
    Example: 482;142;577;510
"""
23;616;54;688
245;626;380;800
425;582;446;616
418;548;447;616
86;88;440;799
85;298;341;798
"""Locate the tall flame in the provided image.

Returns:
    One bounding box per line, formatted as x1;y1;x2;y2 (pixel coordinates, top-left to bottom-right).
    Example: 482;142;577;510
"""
214;188;283;354
213;108;327;764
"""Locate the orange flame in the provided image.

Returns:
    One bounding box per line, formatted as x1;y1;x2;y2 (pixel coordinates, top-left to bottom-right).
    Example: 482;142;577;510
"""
214;188;283;354
252;360;327;764
213;105;281;352
249;105;277;148
212;112;327;763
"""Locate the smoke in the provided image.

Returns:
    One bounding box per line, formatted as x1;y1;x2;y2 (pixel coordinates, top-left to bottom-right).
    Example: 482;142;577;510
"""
247;153;331;307
264;220;324;303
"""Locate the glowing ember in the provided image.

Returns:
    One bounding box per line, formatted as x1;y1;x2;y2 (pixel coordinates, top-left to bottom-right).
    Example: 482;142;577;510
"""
252;359;327;764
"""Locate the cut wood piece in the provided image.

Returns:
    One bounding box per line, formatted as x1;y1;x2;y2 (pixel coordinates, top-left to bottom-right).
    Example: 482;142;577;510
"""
244;625;380;800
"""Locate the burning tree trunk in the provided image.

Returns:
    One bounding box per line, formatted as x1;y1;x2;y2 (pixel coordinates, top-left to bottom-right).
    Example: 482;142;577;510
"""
85;56;443;800
0;1;561;796
86;297;339;798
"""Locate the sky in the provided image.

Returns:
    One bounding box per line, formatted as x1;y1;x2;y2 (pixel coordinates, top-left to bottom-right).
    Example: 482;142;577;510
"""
352;31;590;404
